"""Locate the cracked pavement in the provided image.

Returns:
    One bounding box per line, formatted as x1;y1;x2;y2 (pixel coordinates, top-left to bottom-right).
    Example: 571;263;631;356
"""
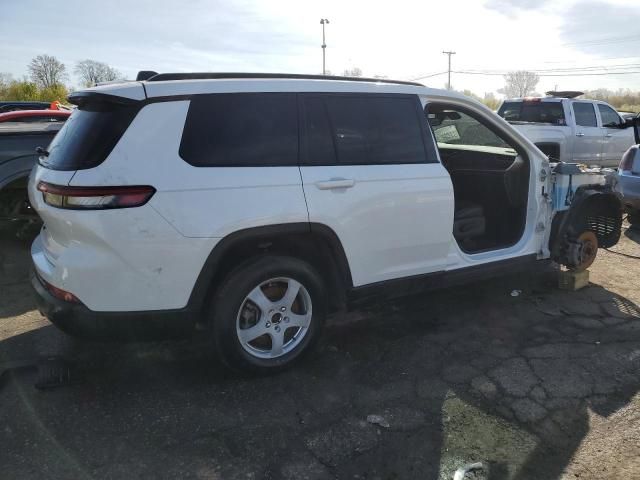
1;225;639;479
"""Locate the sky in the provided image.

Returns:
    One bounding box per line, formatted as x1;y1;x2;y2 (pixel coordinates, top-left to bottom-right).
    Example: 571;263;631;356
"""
1;0;640;97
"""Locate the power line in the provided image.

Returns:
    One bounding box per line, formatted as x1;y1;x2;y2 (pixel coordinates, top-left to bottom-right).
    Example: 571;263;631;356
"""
542;55;640;64
454;70;640;77
460;63;640;73
562;34;640;48
409;71;448;81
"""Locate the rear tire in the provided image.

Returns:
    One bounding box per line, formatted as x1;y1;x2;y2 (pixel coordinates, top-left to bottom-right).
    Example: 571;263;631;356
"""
209;255;326;374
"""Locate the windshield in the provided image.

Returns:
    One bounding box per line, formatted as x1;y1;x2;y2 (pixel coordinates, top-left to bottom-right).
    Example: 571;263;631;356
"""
498;101;566;125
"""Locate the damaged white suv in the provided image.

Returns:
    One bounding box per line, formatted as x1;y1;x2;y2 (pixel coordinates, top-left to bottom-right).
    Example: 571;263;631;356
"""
29;72;622;372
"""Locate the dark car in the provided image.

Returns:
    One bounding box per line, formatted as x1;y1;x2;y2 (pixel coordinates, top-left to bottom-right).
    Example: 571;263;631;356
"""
0;117;68;226
616;145;640;229
0;101;53;113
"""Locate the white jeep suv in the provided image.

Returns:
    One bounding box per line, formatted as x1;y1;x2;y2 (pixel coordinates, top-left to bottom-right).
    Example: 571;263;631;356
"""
29;73;622;372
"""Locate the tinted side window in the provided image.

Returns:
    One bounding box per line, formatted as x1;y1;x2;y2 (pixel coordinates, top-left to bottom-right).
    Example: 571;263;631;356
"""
180;93;298;167
302;96;337;165
573;103;597;127
42;102;139;171
303;94;429;165
598;104;621;128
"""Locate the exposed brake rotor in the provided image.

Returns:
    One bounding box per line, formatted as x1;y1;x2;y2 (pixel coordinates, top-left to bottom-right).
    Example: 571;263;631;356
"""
568;230;598;271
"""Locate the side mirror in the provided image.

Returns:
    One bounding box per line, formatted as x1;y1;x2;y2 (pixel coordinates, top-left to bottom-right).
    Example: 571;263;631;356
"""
623;115;639;128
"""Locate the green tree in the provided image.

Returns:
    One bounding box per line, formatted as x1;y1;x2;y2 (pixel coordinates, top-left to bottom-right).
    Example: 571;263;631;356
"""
38;84;69;103
4;80;40;101
0;73;13;99
482;92;501;110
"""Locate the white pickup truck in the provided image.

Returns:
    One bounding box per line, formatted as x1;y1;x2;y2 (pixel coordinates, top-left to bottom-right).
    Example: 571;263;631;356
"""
497;92;637;168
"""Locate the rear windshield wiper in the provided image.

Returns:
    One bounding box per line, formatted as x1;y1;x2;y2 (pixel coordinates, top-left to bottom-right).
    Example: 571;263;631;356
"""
36;146;49;157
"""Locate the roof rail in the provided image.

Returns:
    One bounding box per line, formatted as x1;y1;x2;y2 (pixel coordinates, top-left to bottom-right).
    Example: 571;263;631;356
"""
545;90;584;99
144;72;424;87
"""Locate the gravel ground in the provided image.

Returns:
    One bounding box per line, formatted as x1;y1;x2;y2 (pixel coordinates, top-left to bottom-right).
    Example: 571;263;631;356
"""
0;224;639;480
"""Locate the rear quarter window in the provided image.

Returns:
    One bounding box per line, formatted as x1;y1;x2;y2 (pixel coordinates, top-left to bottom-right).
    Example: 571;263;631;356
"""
179;93;298;167
42;101;139;171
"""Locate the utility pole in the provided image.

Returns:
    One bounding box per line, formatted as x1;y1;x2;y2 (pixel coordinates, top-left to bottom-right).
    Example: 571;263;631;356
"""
442;50;456;90
320;19;330;75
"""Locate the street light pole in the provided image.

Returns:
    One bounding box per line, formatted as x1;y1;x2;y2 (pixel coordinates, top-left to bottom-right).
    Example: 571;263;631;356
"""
320;19;329;75
442;50;456;90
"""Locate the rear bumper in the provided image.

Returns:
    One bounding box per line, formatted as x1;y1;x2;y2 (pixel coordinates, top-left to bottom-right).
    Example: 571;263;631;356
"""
31;270;197;340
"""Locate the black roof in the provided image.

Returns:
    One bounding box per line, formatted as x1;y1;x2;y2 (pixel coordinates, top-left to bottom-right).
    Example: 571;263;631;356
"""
142;71;423;87
0;101;51;112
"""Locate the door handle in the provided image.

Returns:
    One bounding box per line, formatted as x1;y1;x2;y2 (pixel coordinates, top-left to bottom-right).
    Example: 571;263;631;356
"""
315;178;355;190
605;133;613;137
575;132;585;137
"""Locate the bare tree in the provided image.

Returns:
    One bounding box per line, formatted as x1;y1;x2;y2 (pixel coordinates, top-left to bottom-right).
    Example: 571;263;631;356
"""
499;70;540;98
75;60;123;87
28;55;67;88
343;67;363;77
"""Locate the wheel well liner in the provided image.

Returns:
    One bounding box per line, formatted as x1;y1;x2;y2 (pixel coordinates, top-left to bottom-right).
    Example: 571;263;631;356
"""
188;223;353;315
549;187;622;260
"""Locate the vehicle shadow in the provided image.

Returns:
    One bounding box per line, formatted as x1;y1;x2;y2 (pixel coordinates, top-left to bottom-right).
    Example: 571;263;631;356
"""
1;267;639;479
624;225;640;244
0;223;38;319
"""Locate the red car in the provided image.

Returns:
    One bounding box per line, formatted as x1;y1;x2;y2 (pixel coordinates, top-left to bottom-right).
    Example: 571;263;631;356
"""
0;109;71;124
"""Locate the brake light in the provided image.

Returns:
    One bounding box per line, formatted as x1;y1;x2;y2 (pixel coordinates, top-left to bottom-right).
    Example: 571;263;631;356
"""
37;182;155;209
39;275;81;303
523;97;541;103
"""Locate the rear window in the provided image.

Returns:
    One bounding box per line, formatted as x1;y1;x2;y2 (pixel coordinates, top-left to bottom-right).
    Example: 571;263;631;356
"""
302;94;431;165
41;102;139;171
498;101;566;125
179;93;298;167
10;115;67;123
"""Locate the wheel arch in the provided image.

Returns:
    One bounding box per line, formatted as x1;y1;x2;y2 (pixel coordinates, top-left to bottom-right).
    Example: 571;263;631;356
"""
188;222;353;316
0;168;31;191
534;142;561;162
549;186;623;265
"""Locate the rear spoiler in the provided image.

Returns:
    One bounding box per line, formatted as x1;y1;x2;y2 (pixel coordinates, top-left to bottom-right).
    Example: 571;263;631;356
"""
67;91;142;107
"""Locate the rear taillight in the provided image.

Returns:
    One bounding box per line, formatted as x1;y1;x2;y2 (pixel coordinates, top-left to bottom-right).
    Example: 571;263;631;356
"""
39;275;81;303
37;182;155;209
619;149;635;171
